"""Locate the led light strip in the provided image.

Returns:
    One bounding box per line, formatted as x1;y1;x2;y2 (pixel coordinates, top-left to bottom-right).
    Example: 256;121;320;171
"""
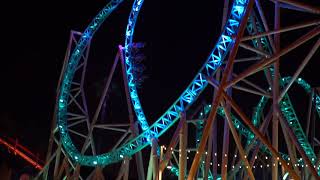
123;0;249;152
170;77;320;177
58;0;250;166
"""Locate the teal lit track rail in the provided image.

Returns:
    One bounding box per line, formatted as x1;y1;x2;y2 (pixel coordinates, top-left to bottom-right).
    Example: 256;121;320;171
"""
124;0;250;138
246;77;320;169
57;0;251;166
246;12;319;174
166;10;320;176
169;76;320;177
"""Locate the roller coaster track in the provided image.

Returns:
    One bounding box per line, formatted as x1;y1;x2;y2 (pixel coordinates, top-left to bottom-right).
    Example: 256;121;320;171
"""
168;76;320;178
247;12;319;173
57;1;319;178
152;10;320;177
57;0;252;166
167;13;320;176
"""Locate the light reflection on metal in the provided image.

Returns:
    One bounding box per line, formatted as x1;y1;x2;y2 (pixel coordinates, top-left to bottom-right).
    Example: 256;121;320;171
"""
0;137;43;170
57;0;250;166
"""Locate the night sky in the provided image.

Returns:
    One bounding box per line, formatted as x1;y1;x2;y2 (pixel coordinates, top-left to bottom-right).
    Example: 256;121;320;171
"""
0;0;222;174
0;0;107;157
0;0;319;178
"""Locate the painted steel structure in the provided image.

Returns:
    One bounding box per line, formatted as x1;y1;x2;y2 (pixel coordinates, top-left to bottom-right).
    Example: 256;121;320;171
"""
0;137;43;170
57;0;250;166
168;76;320;178
38;0;320;179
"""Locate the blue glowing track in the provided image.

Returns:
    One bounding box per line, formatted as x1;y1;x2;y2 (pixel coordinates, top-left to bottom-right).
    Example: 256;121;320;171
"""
124;0;249;136
57;0;251;166
123;0;249;147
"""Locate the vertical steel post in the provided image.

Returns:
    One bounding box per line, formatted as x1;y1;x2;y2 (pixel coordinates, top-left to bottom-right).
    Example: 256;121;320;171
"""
221;106;230;180
53;143;62;178
159;146;164;180
221;63;234;180
306;89;314;137
188;1;255;178
179;113;187;180
272;2;280;179
123;157;130;180
147;152;153;180
119;45;145;180
222;103;255;180
158;119;183;172
212;111;218;179
276;107;319;178
205;70;221;180
151;138;159;180
43;30;78;179
221;91;299;179
226;26;320;89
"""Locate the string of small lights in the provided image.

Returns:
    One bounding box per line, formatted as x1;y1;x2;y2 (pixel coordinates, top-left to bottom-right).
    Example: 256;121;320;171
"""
160;145;320;177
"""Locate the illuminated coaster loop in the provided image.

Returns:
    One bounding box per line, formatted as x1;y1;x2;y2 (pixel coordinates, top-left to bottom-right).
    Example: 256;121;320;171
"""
124;0;250;140
57;0;251;166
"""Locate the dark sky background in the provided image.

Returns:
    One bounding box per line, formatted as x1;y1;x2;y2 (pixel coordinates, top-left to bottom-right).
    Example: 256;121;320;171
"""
0;0;223;176
0;0;319;178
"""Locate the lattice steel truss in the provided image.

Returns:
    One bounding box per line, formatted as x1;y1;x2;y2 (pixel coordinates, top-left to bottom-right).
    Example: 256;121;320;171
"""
39;0;320;179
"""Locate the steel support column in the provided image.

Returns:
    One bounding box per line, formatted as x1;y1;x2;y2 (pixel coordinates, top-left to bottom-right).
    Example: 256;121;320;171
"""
120;45;146;180
221;103;255;180
276;107;319;178
227;26;320;88
179;113;187;180
278;38;320;102
188;1;255;178
272;2;280;179
221;91;299;179
206;80;300;179
151;138;159;180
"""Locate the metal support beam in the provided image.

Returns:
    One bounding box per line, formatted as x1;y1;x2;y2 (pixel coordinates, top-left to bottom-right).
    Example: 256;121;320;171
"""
241;20;320;41
306;89;314;137
255;0;276;51
233;85;271;97
221;63;234;180
159;119;183;172
209;78;299;179
179;113;187;180
188;1;255;178
276;107;319;178
234;56;262;63
43;31;85;179
147;152;153;180
159;146;164;180
221;90;299;179
205;69;221;180
123;158;129;180
116;158;129;180
227;26;320;88
120;45;146;180
232;73;269;94
278;114;300;175
221;103;255;180
53;143;62;178
239;43;270;57
247;108;273;167
278;38;320;102
151;138;159;180
272;2;280;179
212;110;218;180
271;0;320;14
